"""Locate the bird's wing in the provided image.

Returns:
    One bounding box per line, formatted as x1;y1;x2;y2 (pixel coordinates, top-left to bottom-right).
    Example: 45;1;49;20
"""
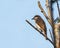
36;19;46;32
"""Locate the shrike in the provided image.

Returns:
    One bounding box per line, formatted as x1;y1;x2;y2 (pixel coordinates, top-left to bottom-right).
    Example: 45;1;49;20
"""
32;15;47;39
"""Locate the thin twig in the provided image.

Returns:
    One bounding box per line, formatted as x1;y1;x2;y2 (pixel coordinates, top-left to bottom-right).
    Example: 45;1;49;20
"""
56;0;60;17
26;20;54;46
49;29;54;42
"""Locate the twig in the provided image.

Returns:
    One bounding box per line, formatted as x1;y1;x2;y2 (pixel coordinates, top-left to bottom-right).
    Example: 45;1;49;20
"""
38;1;52;26
45;0;53;26
38;1;49;19
50;0;56;48
56;0;60;17
26;20;54;46
49;29;54;42
54;17;58;23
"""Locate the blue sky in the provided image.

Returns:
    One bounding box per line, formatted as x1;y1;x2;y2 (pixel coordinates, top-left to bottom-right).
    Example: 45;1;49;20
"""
0;0;60;48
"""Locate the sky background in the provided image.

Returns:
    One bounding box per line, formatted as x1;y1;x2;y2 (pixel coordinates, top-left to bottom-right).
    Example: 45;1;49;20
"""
0;0;60;48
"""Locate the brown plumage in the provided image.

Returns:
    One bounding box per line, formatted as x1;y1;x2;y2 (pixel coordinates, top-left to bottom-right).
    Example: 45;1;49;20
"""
32;15;47;39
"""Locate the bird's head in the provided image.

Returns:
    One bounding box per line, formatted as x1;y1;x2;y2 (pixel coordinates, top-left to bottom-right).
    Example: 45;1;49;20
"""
32;15;40;20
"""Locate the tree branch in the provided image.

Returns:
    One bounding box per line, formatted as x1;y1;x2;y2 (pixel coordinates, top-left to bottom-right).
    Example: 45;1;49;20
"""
45;0;53;26
38;1;52;26
49;29;54;42
50;1;56;48
26;20;54;46
38;1;49;19
56;0;60;17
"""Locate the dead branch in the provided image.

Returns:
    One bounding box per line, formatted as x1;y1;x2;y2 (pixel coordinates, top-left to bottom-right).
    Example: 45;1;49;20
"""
54;23;60;48
49;29;54;42
45;0;53;26
56;0;60;17
26;20;54;46
38;1;49;19
50;1;56;48
38;1;53;27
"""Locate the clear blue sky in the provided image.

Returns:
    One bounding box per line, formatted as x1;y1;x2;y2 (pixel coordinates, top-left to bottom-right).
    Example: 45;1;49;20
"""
0;0;60;48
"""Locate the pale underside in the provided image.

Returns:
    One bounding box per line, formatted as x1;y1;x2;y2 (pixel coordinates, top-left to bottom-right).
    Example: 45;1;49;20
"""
35;23;45;34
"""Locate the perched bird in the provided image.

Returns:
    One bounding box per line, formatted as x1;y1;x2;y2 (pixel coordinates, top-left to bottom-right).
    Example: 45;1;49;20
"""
32;15;47;39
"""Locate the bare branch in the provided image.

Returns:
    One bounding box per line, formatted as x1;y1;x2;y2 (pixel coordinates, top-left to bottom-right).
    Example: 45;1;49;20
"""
38;1;52;26
54;23;60;48
26;20;54;46
45;0;53;26
49;29;54;42
56;0;60;17
54;17;58;23
38;1;49;19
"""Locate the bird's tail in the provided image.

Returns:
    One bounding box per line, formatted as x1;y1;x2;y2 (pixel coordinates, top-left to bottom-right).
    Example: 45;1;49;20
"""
44;29;47;40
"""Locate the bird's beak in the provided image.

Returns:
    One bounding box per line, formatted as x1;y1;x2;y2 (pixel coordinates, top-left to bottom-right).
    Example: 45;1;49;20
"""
32;17;34;20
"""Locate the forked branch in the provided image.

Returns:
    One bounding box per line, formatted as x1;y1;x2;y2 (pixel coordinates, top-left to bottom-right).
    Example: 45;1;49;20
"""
38;1;49;19
38;1;52;26
56;0;60;17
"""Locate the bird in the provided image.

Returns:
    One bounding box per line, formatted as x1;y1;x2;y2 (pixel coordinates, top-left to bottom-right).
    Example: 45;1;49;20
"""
32;15;47;39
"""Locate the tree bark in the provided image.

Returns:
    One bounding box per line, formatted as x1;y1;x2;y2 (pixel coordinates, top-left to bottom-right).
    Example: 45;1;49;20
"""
45;0;60;48
54;23;60;48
